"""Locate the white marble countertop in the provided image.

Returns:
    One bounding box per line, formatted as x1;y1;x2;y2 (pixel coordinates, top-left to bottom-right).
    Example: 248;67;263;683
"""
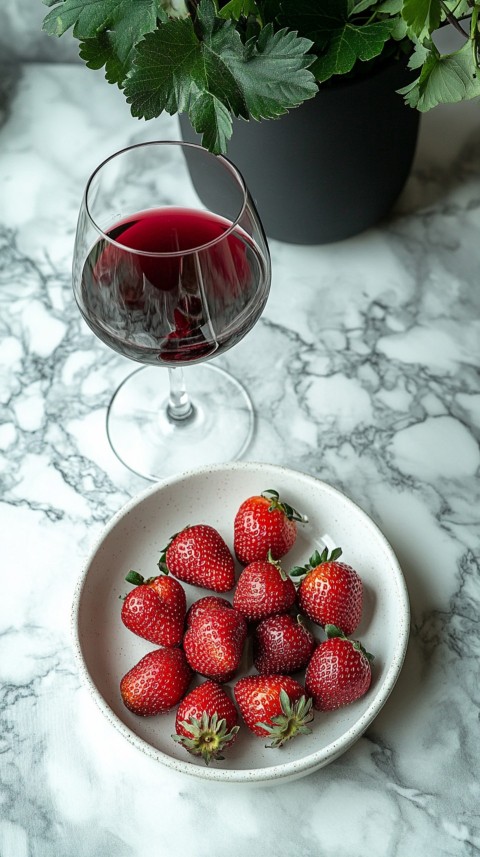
1;61;479;856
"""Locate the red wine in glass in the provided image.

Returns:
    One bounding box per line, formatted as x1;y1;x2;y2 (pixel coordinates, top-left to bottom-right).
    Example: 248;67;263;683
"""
80;206;268;366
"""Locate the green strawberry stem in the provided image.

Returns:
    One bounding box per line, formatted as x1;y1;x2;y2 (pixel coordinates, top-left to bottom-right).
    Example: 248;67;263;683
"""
289;546;343;580
125;570;145;586
266;549;288;581
157;529;185;573
325;624;375;662
172;712;239;765
257;689;313;748
261;489;308;524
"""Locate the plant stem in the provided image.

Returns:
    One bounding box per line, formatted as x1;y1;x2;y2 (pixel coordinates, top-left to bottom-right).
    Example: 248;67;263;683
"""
167;367;193;421
471;4;480;68
439;1;470;37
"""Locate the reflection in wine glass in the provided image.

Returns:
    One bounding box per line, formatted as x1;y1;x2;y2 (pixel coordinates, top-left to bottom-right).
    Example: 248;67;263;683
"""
72;141;271;480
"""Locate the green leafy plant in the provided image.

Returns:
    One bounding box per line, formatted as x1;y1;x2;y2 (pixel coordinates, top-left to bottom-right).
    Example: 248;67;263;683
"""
42;0;480;153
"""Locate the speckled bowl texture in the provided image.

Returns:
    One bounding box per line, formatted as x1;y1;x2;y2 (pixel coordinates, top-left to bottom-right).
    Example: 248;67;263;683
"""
72;462;410;784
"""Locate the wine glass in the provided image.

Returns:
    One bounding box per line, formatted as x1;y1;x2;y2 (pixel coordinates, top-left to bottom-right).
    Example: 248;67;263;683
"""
72;141;271;480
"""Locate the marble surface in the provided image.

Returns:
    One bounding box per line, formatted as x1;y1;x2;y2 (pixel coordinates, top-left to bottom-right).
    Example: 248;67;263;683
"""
1;61;480;855
0;1;79;62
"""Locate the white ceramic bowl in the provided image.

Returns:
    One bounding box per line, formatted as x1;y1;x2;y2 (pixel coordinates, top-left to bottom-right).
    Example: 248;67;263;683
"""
72;462;410;784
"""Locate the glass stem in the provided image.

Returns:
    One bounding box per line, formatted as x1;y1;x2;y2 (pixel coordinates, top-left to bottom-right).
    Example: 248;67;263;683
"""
167;367;194;421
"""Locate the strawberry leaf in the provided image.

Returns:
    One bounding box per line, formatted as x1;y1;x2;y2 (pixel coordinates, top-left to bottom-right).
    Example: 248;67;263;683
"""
324;623;345;638
123;9;249;147
310;20;395;83
124;0;317;153
310;546;343;566
188;91;234;154
79;31;127;85
280;0;396;83
309;549;324;567
257;690;313;747
289;566;308;578
399;40;480;111
291;546;343;578
218;0;259;20
401;0;441;41
172;713;240;765
221;23;317;121
43;0;168;86
352;639;375;661
125;570;145;586
261;489;308;523
262;489;280;500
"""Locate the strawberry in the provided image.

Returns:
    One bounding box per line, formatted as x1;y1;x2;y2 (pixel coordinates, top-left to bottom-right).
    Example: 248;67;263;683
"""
294;547;363;636
253;613;316;675
305;625;373;710
183;604;247;682
121;570;186;646
158;525;235;592
120;647;193;716
233;552;296;622
234;674;313;747
186;595;232;628
233;489;307;565
172;680;239;765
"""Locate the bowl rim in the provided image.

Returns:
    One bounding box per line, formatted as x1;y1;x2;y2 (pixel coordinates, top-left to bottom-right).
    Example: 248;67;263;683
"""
71;461;410;783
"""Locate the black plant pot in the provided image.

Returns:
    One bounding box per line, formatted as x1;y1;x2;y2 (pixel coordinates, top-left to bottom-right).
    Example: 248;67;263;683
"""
179;56;420;245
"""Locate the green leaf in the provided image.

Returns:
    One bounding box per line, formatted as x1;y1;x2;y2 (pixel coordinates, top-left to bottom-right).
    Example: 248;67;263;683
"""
218;0;259;20
349;0;379;14
43;0;167;85
325;624;346;639
280;0;395;83
407;37;430;69
376;0;403;12
125;1;316;152
221;24;317;121
441;0;471;16
399;40;480;111
350;0;404;18
311;20;394;82
401;0;441;40
79;32;127;85
124;9;248;145
289;566;308;578
43;0;163;43
125;570;145;586
255;0;281;25
188;90;234;153
280;0;350;50
389;15;407;40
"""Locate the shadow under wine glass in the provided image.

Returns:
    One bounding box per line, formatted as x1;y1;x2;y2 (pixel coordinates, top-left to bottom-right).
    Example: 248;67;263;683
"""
72;141;271;481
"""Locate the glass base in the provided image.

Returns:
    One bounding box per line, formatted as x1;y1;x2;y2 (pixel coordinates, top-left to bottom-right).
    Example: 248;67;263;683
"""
106;364;254;481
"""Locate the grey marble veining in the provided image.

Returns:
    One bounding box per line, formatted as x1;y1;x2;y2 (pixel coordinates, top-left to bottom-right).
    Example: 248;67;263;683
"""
0;0;79;61
0;62;479;856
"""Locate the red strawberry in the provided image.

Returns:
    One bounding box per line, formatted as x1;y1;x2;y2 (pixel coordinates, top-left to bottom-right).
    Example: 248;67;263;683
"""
186;595;232;628
120;648;193;716
233;552;296;622
253;613;316;675
234;674;313;747
183;604;247;682
305;626;373;710
172;680;239;765
159;525;235;592
121;570;186;646
294;547;363;636
234;489;307;565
